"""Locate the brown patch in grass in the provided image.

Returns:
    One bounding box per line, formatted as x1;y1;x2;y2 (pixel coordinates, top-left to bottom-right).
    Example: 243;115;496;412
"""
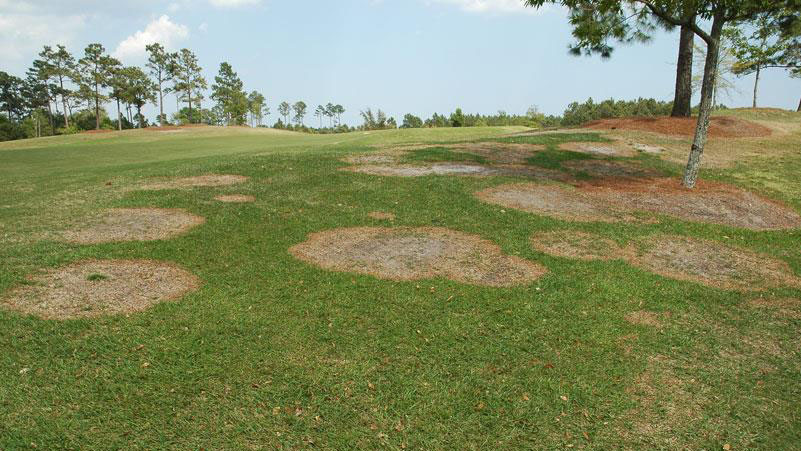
530;231;800;291
560;141;638;157
585;116;772;138
477;178;801;230
563;160;659;178
289;226;546;287
0;259;200;319
341;151;408;165
215;194;255;203
447;142;545;164
368;211;396;221
141;174;249;190
342;163;569;181
530;230;626;260
748;297;801;319
624;310;667;327
476;183;624;223
63;208;205;243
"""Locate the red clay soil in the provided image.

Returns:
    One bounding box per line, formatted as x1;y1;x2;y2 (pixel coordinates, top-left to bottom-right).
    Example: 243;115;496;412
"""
584;116;772;138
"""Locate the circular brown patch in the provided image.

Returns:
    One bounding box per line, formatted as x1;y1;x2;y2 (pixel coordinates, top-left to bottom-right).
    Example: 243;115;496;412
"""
477;179;801;230
624;311;665;327
215;194;255;203
289;227;546;287
368;211;396;221
447;142;545;164
0;260;200;319
141;174;248;190
560;142;637;157
530;230;627;260
476;183;621;222
63;208;205;243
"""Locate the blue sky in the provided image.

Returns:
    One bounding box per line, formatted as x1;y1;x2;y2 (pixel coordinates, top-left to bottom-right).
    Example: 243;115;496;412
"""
1;0;798;125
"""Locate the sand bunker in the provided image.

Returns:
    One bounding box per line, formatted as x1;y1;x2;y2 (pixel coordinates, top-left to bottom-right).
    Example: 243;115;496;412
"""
0;259;200;319
141;174;249;190
368;211;396;220
477;178;801;230
343;163;569;181
215;194;255;203
63;208;205;244
529;231;801;291
584;116;772;138
290;227;546;287
560;142;637;157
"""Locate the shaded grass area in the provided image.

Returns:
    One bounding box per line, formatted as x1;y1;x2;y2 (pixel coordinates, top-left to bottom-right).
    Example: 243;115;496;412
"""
0;124;800;449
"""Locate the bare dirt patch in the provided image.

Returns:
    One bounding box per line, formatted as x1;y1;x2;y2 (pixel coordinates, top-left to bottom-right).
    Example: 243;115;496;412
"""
215;194;255;203
529;231;801;291
63;208;205;244
624;310;667;327
141;174;249;190
477;178;801;230
368;211;396;221
289;226;546;287
584;116;772;138
530;230;626;260
560;141;638;157
0;259;200;319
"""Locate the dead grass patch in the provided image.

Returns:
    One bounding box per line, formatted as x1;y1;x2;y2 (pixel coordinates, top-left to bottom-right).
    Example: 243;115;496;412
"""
477;178;801;230
63;208;205;244
530;230;626;260
560;141;638;157
289;227;546;287
748;297;801;319
215;194;255;203
562;160;659;178
342;163;569;181
141;174;249;190
530;231;800;291
0;259;200;319
624;310;667;327
368;211;396;221
447;142;545;164
585;116;772;138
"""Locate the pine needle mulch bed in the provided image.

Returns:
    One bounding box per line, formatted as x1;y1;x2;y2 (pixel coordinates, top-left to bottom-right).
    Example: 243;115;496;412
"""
62;208;205;243
584;116;773;138
0;259;200;320
478;177;801;230
289;227;546;287
531;231;801;291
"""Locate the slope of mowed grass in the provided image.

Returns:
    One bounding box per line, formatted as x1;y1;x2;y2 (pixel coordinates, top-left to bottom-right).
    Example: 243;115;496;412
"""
1;125;800;449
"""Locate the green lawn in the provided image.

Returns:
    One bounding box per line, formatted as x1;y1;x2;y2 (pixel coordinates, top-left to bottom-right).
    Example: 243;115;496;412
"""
1;119;800;449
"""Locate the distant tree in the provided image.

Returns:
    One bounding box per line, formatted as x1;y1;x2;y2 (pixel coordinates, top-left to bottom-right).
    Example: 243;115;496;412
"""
124;67;157;128
729;16;792;107
332;104;345;126
292;101;307;126
26;59;56;133
450;108;465;127
145;43;174;126
39;45;76;127
278;101;291;124
262;104;271;125
401;113;423;128
211;62;248;125
0;72;26;120
109;64;129;130
169;48;206;124
247;90;266;126
77;43;119;130
323;102;335;127
314;104;325;128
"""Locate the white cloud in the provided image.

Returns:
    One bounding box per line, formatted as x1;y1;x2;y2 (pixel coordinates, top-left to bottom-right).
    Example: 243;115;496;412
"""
427;0;539;14
208;0;262;7
113;15;189;61
199;22;209;32
0;12;86;61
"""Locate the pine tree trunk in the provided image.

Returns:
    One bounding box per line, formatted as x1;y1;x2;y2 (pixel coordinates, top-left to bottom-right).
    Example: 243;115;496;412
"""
158;80;164;126
94;82;100;130
752;66;760;108
116;98;122;131
671;24;694;117
683;17;724;189
59;75;70;128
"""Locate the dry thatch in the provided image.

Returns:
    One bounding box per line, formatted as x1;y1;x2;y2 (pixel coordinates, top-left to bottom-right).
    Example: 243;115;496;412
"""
289;226;546;287
215;194;255;203
140;174;249;190
0;259;200;320
63;208;205;243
